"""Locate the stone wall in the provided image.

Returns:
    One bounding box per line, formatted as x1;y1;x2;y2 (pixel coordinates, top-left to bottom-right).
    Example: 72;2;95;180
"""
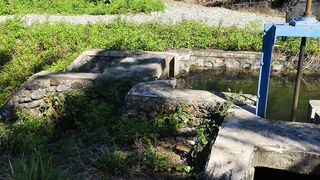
0;50;177;121
0;71;99;120
170;49;318;76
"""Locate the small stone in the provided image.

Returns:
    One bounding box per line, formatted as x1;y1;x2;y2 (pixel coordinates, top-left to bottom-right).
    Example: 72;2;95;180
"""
50;78;60;86
71;81;83;90
57;84;69;92
46;86;56;92
19;90;31;97
25;83;40;90
31;89;45;100
186;138;196;146
21;99;44;108
175;145;191;154
215;58;225;66
18;97;32;103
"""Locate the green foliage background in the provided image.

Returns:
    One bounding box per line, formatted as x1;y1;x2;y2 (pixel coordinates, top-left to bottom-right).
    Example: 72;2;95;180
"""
0;0;166;15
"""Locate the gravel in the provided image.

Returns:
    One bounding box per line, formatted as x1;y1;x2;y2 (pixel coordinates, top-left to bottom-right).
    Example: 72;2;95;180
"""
0;1;284;28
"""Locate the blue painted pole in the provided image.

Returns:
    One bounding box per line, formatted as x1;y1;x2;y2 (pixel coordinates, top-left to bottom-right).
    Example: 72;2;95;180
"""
256;25;276;118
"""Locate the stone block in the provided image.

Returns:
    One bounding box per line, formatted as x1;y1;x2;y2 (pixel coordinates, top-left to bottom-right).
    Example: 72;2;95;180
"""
56;84;69;92
50;78;60;86
126;79;222;118
31;89;45;100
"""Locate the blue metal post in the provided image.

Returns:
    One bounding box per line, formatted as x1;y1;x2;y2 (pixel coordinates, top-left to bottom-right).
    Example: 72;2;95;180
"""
256;19;320;118
256;25;276;117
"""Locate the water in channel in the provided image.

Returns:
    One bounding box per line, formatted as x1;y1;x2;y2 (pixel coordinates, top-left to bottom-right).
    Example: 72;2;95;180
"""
178;68;320;122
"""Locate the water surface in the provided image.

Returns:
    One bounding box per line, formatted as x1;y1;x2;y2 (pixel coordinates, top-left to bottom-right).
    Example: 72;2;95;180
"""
178;69;320;122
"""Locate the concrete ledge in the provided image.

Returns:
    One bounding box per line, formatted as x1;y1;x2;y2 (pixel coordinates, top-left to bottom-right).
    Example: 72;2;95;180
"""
205;105;320;179
126;79;222;117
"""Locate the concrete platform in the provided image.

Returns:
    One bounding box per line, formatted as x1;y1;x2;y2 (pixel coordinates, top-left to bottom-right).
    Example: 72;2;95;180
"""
205;105;320;179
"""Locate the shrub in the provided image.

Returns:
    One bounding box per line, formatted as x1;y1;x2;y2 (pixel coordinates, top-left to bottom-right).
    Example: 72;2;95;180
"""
96;150;128;176
78;100;113;132
10;113;55;152
113;114;157;144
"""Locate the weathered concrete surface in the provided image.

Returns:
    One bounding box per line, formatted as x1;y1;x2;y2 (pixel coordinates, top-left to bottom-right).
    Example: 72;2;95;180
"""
308;100;320;122
68;49;178;78
126;79;222;118
205;105;320;179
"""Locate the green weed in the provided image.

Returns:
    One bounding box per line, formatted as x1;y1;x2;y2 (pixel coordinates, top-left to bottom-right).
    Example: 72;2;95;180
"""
153;105;192;135
96;149;128;176
143;146;171;172
10;150;65;180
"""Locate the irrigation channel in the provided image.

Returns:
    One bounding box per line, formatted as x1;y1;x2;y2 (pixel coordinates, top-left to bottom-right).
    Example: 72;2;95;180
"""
178;68;320;122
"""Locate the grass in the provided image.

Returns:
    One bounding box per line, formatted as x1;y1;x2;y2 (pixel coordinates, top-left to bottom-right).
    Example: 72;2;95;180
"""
1;19;320;107
0;0;166;15
9;150;65;180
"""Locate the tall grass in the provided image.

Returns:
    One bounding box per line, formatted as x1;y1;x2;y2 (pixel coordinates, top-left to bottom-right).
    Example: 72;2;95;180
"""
10;150;65;180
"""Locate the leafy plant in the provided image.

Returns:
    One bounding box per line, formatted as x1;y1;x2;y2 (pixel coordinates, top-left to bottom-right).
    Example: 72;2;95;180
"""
153;105;192;135
143;146;171;172
96;149;128;176
43;94;64;121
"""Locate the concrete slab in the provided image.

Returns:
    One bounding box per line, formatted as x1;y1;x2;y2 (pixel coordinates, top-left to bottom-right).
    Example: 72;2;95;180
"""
67;49;178;77
308;100;320;121
205;105;320;179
